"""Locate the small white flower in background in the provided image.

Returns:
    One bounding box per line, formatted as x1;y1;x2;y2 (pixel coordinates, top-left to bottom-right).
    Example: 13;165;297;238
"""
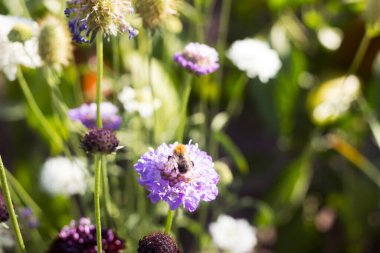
118;86;161;118
0;225;15;253
227;38;282;83
311;75;360;125
0;15;41;81
40;157;87;196
317;27;343;51
209;214;257;253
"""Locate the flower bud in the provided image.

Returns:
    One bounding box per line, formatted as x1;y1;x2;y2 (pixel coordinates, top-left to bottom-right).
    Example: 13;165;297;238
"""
38;16;73;73
138;232;181;253
136;0;178;30
7;23;33;43
0;191;9;223
81;128;120;154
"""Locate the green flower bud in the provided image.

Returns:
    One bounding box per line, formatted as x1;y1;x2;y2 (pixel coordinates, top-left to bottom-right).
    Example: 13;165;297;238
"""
38;16;73;73
8;23;33;43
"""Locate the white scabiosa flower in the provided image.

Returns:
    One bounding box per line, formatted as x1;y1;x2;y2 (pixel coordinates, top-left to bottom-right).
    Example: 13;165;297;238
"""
0;15;42;81
308;75;360;125
209;214;257;253
227;38;281;83
317;27;343;51
118;86;161;118
40;157;87;196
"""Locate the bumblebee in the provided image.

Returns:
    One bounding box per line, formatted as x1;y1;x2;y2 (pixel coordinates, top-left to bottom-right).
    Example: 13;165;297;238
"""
168;144;194;174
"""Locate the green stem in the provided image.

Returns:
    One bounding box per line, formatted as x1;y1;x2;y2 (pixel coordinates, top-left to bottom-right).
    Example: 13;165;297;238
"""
18;0;31;18
327;134;380;187
148;32;158;143
194;0;205;42
101;156;112;226
176;74;193;143
17;68;62;150
347;33;371;75
165;208;174;233
226;74;249;116
216;0;232;60
0;156;26;252
5;170;57;238
94;154;103;253
199;77;208;148
214;0;232;104
112;37;120;103
96;31;104;129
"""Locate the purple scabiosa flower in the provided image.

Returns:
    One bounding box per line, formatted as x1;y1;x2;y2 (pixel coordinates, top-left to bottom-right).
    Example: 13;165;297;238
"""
46;217;125;253
134;142;219;212
173;42;219;75
138;232;181;253
64;0;138;43
19;207;39;229
68;102;122;130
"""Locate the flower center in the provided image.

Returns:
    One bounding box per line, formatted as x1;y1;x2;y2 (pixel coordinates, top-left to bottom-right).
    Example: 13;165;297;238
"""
160;145;194;186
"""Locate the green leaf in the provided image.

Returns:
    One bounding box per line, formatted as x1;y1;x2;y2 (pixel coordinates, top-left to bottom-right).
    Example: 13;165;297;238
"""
265;147;315;223
212;131;249;174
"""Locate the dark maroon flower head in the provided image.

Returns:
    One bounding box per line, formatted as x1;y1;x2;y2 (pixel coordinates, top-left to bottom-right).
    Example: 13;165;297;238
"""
81;128;120;154
46;218;125;253
0;191;9;223
137;232;181;253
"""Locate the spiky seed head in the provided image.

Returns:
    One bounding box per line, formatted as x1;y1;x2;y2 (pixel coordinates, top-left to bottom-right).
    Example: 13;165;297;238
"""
138;232;181;253
38;16;73;73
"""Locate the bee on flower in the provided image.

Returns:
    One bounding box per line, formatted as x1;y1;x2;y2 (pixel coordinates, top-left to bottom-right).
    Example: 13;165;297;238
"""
134;142;219;212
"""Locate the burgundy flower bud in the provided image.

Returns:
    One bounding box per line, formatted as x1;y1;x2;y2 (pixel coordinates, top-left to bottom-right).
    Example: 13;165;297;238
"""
0;191;9;222
138;232;181;253
81;129;120;154
46;218;125;253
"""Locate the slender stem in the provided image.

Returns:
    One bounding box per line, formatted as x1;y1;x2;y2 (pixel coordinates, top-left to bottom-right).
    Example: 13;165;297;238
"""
326;134;380;187
199;77;208;148
176;74;193;143
18;0;31;18
17;68;62;150
226;74;249;116
148;32;158;143
214;0;232;105
101;156;112;226
0;156;26;252
94;31;104;253
217;0;232;60
96;31;104;129
5;170;57;238
112;37;120;103
165;208;174;233
194;0;204;42
348;33;371;75
94;154;103;253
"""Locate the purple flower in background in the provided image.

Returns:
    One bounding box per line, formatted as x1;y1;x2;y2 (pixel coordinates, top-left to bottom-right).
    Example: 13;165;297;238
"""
134;142;219;212
65;0;138;43
174;42;219;75
46;217;125;253
68;102;122;130
0;191;9;223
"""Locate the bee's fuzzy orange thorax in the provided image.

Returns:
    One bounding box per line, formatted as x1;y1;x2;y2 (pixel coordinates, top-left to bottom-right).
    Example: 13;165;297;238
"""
174;144;187;156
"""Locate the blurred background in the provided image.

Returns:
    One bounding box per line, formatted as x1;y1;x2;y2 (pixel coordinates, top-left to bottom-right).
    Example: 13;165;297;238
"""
1;0;380;252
